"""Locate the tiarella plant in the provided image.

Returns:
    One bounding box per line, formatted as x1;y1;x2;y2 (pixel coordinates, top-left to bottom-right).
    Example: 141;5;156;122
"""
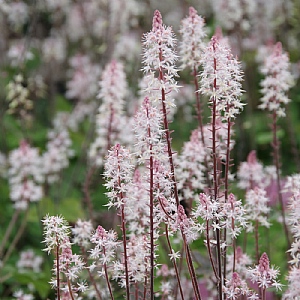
1;2;300;300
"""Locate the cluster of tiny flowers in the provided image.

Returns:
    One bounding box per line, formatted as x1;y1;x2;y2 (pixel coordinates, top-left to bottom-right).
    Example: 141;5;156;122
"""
66;54;100;102
89;226;120;279
104;144;134;209
227;246;252;278
221;193;247;239
212;0;257;32
42;118;74;184
223;272;257;300
42;36;66;63
179;6;206;69
247;252;282;291
42;215;71;254
259;42;294;117
283;177;300;298
175;128;206;210
142;10;179;108
7;39;33;67
6;74;32;116
89;60;127;167
17;249;43;273
52;238;86;296
244;187;271;231
8;140;43;210
199;35;244;120
72;219;94;249
126;235;151;282
133;97;165;163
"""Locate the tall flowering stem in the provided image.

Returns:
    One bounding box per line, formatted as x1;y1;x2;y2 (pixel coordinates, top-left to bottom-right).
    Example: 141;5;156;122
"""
142;10;180;207
199;35;244;299
179;7;211;188
104;144;133;299
259;42;294;248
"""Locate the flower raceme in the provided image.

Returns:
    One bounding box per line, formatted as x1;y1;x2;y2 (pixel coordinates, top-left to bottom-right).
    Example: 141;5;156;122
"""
142;9;179;108
199;35;244;120
179;6;206;70
259;42;294;117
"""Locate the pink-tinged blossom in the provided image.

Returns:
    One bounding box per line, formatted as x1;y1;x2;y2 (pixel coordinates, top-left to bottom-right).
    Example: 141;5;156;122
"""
259;42;294;117
66;54;100;102
7;39;34;67
89;60;127;167
42;37;66;63
5;1;29;31
199;35;244;120
237;151;266;190
227;246;252;278
212;0;257;31
17;249;43;273
142;10;179;108
247;252;282;291
179;7;206;69
222;193;247;239
244;187;271;231
223;272;257;299
72;219;94;249
8;140;43;210
283;266;300;299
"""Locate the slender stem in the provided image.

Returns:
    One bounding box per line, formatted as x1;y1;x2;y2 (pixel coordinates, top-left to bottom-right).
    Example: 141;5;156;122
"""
120;203;130;299
193;67;211;190
0;209;20;259
67;279;75;300
212;49;223;299
182;234;202;300
103;247;114;300
255;220;259;264
148;130;155;300
80;246;102;300
165;224;185;300
223;117;233;283
83;165;96;225
206;220;219;280
2;208;29;266
272;112;291;248
56;238;61;300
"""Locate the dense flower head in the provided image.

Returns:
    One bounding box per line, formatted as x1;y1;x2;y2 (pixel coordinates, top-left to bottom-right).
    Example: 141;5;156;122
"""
244;187;271;230
42;123;74;184
247;252;282;291
133;97;165;163
42;215;71;254
17;249;43;273
223;272;256;299
179;7;206;69
72;219;94;249
104;144;134;209
89;60;127;166
8;140;43;210
199;35;244;120
142;10;179;108
259;42;294;117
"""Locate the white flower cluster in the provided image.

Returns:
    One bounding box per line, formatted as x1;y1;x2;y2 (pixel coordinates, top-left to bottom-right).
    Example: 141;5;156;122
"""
42;115;74;184
142;10;180;108
199;35;244;120
259;42;294;117
89;60;127;167
8;140;43;210
179;6;206;69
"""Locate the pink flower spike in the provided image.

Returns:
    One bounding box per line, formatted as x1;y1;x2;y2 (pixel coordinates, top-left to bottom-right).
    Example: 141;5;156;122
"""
152;10;163;32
